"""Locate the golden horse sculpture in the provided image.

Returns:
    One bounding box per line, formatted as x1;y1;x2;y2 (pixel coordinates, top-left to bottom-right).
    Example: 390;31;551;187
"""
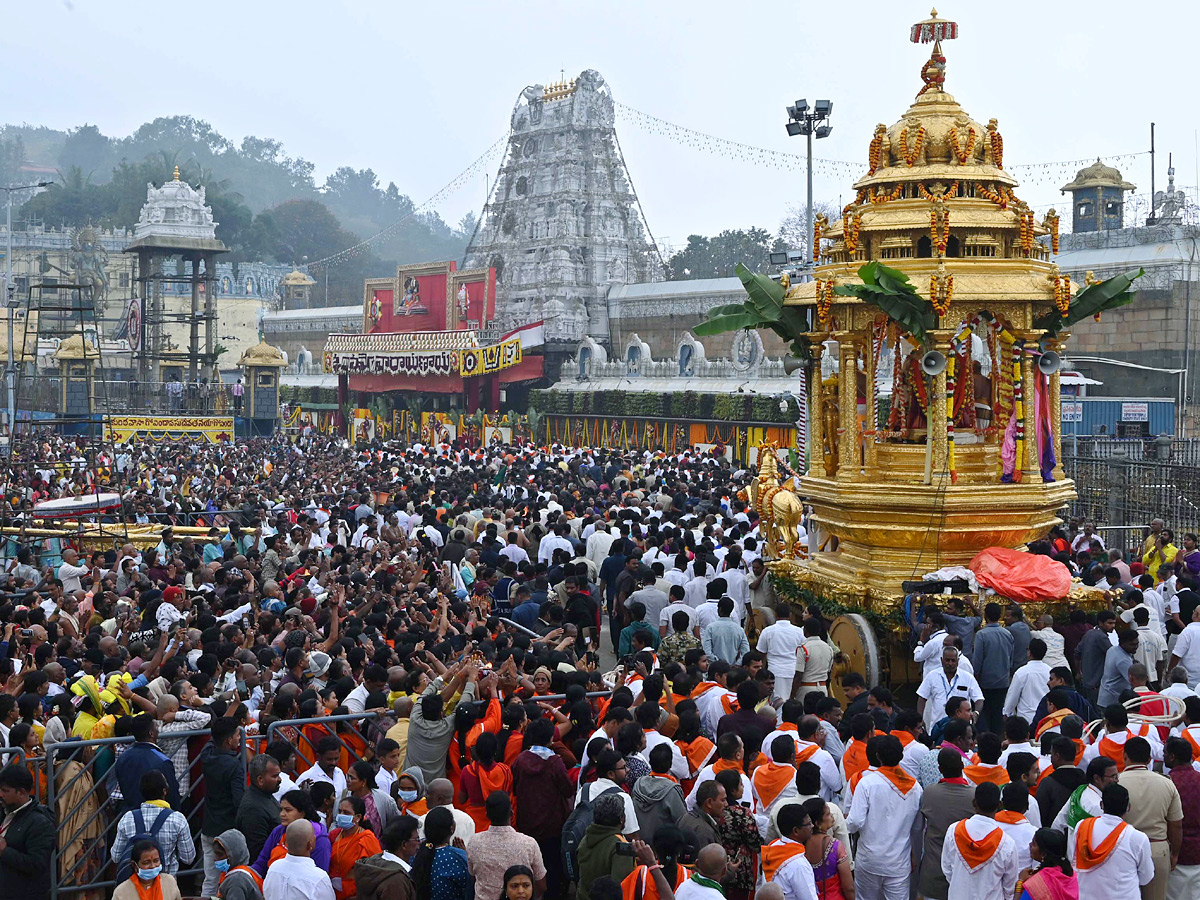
745;440;805;559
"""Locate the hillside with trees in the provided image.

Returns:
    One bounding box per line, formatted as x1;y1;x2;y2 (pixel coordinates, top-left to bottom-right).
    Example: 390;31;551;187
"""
0;117;474;305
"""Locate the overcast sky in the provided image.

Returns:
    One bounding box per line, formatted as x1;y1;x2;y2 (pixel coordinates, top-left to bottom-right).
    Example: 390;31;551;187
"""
2;1;1196;256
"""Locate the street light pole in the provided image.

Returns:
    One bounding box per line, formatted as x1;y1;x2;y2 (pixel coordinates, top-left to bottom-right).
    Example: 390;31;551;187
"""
785;100;834;262
2;181;53;455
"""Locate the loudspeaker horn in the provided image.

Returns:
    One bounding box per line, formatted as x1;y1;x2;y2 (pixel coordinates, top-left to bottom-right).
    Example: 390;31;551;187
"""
1038;351;1062;375
783;355;804;376
921;350;947;376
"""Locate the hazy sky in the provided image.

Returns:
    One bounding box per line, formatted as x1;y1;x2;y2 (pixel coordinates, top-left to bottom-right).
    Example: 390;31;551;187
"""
2;1;1196;256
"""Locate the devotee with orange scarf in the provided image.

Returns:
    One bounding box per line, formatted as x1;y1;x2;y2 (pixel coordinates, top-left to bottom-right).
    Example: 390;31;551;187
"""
1069;784;1154;900
753;735;800;815
940;782;1019;900
846;735;922;900
457;732;514;832
328;796;382;900
113;840;183;900
761;802;818;900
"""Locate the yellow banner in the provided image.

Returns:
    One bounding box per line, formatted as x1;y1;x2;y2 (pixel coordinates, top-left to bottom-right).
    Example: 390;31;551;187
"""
106;415;234;444
458;338;522;377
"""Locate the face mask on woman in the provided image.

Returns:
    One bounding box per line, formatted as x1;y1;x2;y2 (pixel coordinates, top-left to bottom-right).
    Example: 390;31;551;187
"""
214;859;230;874
138;866;162;882
397;790;418;803
335;813;356;830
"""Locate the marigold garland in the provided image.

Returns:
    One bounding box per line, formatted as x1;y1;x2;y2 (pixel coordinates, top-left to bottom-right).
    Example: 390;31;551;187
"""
989;128;1004;169
843;213;863;253
949;126;976;164
842;190;868;216
813;215;823;262
929;204;950;255
1051;274;1071;317
867;125;885;175
917;180;958;202
977;183;1008;210
815;279;835;327
870;184;904;204
899;125;926;166
1019;210;1035;255
1045;210;1060;254
930;271;955;315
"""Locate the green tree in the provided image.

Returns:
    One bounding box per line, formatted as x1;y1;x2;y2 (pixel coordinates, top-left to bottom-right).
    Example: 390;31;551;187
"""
667;227;779;280
58;125;113;182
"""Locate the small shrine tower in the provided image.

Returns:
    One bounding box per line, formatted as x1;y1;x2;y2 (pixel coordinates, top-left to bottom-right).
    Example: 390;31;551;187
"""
1060;159;1135;233
123;167;228;383
281;268;316;309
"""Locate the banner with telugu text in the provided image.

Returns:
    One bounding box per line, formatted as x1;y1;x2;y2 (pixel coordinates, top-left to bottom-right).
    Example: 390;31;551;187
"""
105;416;234;444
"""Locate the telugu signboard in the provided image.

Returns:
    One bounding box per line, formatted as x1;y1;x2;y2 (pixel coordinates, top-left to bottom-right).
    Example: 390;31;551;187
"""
1121;402;1149;422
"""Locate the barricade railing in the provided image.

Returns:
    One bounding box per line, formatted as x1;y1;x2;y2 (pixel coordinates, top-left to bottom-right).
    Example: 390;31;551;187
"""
265;712;380;772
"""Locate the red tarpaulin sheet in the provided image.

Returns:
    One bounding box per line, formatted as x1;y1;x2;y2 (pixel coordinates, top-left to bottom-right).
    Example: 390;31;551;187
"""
968;547;1072;602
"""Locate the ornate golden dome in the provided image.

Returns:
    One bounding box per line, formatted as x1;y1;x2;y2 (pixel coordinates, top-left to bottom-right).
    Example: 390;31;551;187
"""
282;268;316;287
54;332;99;361
238;340;287;367
1060;159;1136;193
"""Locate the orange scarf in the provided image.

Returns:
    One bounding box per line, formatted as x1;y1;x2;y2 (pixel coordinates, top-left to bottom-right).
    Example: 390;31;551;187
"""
676;737;715;775
963;763;1010;787
953;820;1003;870
761;839;809;882
1071;739;1085;766
1035;708;1072;740
330;828;382;900
843;737;872;783
131;876;164;900
1181;725;1200;759
621;863;687;900
713;757;743;776
894;730;916;748
1098;727;1148;773
1075;818;1127;871
849;767;873;794
219;866;263;893
875;765;918;796
690;681;720;699
752;761;796;810
796;743;820;765
994;811;1027;825
400;797;429;817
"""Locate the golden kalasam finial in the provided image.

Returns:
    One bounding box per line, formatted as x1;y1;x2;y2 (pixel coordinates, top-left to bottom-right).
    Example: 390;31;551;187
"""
173;165;180;181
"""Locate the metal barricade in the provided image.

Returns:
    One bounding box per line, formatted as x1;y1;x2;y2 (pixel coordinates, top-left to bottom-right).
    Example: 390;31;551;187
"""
46;728;215;900
265;712;380;773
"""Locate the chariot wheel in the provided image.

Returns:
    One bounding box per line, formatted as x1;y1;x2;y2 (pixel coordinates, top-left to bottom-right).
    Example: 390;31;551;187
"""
829;613;882;704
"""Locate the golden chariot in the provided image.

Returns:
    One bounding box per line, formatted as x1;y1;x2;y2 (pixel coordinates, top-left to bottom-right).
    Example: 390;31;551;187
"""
740;11;1132;696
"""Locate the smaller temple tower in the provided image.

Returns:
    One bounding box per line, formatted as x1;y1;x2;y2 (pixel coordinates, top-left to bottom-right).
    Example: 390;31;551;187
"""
280;268;316;309
1060;159;1135;232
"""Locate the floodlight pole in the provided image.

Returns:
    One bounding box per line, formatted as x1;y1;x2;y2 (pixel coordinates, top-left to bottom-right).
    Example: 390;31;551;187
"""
806;128;814;265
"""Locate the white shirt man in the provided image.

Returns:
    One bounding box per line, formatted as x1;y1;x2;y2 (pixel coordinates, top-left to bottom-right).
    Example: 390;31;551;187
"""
846;768;923;900
675;873;729;900
585;526;616;570
762;724;843;802
500;542;529;565
757;614;807;699
796;635;836;701
644;727;690;780
761;836;819;900
722;567;748;621
914;629;950;679
995;809;1037;872
659;600;696;635
1069;814;1154;900
683;576;711;610
295;762;347;796
1172;620;1200;689
1003;657;1051;723
537;532;572;565
917;661;984;732
1030;626;1069;670
940;814;1018;900
263;847;335;900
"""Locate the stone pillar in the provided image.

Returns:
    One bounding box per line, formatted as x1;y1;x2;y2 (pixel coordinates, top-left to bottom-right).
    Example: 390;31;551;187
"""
837;335;857;480
189;256;200;382
808;342;826;478
1019;335;1042;483
203;254;215;372
930;332;952;479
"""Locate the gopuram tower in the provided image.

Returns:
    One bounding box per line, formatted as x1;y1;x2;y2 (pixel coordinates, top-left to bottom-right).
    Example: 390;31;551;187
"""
464;70;663;355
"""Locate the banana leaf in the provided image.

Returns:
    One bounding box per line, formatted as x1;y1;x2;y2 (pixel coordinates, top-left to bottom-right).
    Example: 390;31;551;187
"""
693;312;763;335
1034;268;1145;336
833;261;936;342
707;303;752;317
735;262;784;322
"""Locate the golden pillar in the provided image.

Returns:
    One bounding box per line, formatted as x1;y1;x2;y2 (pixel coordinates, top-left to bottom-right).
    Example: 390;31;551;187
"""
929;331;952;479
863;326;878;474
808;340;826;478
1019;333;1042;483
1047;334;1067;481
837;335;858;480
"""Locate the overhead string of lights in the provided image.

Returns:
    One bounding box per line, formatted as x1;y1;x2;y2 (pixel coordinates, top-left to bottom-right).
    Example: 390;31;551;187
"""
305;132;511;273
614;101;1149;187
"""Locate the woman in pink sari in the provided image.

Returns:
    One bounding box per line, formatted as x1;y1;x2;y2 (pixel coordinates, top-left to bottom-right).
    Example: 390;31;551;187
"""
1018;828;1078;900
